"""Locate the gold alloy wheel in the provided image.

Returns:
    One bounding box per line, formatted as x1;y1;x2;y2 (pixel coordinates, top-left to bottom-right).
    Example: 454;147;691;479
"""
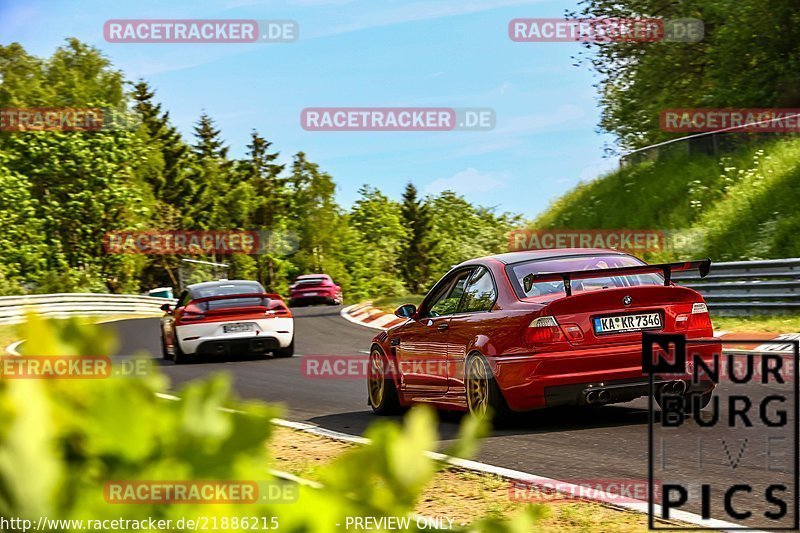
466;356;490;418
368;350;386;408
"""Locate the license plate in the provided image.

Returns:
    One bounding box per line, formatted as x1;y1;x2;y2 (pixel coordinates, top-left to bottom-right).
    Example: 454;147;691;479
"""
594;313;661;334
223;323;255;333
305;292;318;296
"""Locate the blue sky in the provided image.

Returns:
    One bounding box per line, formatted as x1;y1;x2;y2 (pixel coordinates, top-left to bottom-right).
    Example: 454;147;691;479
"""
0;0;619;219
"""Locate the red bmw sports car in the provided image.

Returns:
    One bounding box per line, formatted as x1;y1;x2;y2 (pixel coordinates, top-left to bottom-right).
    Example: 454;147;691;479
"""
367;249;718;419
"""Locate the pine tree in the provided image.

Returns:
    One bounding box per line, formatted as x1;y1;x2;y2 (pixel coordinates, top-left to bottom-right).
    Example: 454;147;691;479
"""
399;183;433;293
241;131;287;288
193;112;229;161
191;113;233;229
132;80;191;204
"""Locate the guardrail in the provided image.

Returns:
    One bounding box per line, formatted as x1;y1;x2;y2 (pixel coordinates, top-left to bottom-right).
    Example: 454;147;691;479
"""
673;258;800;315
0;293;175;325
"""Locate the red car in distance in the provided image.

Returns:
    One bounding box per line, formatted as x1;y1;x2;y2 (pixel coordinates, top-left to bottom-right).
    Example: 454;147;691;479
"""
288;274;343;306
367;249;718;420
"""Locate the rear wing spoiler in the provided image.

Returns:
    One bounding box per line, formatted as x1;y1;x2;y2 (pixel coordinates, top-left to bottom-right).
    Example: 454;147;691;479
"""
189;293;285;306
521;259;712;296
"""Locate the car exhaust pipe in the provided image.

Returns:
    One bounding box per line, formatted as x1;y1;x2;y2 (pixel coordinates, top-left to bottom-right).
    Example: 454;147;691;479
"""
585;390;599;405
597;390;610;404
661;380;687;395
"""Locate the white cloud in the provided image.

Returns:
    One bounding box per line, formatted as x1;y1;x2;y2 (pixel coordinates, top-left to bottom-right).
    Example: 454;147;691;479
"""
425;167;508;195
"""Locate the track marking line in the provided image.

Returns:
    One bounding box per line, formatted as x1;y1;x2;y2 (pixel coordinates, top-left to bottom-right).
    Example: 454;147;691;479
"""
4;340;22;356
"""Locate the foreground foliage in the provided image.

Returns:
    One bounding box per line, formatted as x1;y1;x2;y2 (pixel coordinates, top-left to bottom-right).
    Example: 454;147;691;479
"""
0;316;541;531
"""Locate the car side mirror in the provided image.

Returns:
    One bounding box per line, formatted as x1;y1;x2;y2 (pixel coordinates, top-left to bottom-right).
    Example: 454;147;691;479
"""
395;304;417;319
160;303;172;313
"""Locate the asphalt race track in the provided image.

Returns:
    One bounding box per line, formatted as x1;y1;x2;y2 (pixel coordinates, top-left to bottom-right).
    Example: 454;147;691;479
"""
109;306;797;525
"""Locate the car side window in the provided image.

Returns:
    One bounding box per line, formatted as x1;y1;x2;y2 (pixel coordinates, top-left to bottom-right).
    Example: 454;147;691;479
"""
459;267;497;313
424;270;473;318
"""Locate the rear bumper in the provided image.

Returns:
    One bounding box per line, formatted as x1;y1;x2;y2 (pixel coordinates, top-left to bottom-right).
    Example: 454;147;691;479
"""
491;341;720;412
290;293;336;304
195;336;282;356
544;376;714;408
177;317;293;355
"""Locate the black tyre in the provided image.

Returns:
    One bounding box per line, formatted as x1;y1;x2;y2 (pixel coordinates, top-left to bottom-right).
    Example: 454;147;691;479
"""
367;347;403;415
274;337;295;358
173;333;188;364
465;353;511;424
160;334;169;360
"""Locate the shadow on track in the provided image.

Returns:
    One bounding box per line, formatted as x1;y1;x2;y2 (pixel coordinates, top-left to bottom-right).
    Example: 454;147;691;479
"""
307;403;651;440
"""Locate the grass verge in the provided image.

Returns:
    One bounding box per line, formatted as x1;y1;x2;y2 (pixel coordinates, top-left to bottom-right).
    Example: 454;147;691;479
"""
712;314;800;334
532;138;800;262
270;425;694;532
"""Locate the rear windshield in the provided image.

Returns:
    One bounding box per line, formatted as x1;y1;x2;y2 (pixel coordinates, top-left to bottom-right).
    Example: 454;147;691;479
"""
190;282;266;310
509;254;663;299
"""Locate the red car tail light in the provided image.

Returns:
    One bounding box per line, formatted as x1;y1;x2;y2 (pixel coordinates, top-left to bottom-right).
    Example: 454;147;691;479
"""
178;312;206;322
266;304;291;316
689;302;712;329
525;316;567;344
676;302;712;331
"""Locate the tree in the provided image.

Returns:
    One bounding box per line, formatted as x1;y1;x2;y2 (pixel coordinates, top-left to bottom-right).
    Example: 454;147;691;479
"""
190;113;233;230
284;152;342;275
398;183;433;293
0;43;51;107
193;112;229;161
239;131;287;289
132;81;191;204
0;39;152;293
572;0;800;151
344;186;407;299
426;191;521;285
